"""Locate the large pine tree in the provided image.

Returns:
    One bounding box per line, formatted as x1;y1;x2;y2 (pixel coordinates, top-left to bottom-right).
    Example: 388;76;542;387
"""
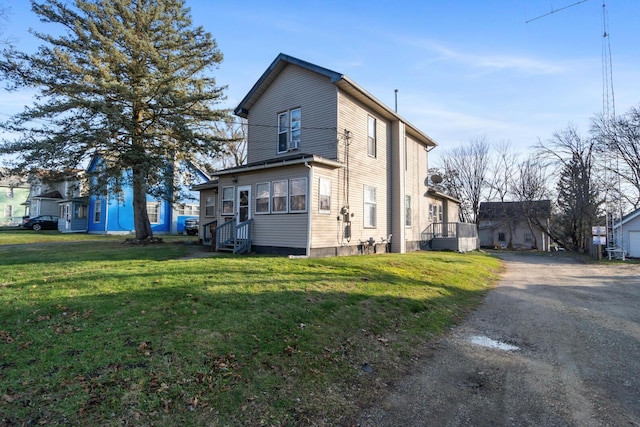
0;0;227;239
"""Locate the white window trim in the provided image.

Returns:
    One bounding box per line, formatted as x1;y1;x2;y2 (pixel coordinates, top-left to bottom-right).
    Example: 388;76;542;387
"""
289;177;307;213
318;177;331;214
364;185;377;228
221;186;235;216
255;182;271;214
272;179;288;213
367;115;377;158
205;195;215;217
93;199;102;223
277;108;301;154
405;195;412;228
147;202;161;224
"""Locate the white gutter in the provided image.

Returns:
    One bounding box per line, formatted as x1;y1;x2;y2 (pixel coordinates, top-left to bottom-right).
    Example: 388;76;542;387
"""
213;155;343;177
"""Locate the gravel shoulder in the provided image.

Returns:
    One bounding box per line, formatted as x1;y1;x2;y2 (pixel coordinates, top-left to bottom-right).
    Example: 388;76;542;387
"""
358;252;640;426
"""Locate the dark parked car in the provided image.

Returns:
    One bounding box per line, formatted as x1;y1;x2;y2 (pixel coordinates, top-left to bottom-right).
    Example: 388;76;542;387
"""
22;215;60;231
184;218;199;235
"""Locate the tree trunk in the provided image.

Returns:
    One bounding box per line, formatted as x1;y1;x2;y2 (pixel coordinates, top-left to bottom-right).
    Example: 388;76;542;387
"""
132;168;153;240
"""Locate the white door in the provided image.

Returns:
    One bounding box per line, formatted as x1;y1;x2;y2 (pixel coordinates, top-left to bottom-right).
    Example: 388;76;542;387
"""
629;231;640;258
236;185;251;224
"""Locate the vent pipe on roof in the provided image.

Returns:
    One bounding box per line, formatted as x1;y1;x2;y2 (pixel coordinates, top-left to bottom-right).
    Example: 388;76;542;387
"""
394;89;398;113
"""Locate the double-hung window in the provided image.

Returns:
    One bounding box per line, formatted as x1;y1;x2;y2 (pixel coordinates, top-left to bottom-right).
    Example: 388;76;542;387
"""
272;180;288;213
278;108;301;153
367;115;376;157
94;200;101;223
364;185;377;228
256;182;271;214
319;178;331;214
289;178;307;212
405;195;412;227
205;195;215;216
222;187;234;216
147;202;160;224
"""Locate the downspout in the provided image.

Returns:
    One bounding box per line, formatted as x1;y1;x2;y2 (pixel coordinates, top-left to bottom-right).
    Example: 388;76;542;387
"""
306;161;313;257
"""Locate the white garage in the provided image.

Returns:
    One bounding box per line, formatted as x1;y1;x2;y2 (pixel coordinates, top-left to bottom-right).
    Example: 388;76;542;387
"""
614;209;640;258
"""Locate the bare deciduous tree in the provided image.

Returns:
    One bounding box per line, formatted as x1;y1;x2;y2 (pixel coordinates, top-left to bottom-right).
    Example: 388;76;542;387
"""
487;140;518;202
592;106;640;210
437;136;491;224
537;125;601;251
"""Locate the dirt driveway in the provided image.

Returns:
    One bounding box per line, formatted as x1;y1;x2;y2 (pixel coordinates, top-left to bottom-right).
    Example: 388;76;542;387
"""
358;252;640;426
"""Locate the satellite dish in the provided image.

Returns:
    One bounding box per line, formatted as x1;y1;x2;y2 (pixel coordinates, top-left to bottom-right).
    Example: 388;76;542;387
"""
431;174;443;184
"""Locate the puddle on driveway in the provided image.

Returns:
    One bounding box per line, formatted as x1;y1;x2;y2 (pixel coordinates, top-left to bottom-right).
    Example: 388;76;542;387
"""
468;335;520;351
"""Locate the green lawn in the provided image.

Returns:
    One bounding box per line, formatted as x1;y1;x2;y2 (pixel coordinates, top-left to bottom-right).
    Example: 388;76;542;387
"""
0;233;502;426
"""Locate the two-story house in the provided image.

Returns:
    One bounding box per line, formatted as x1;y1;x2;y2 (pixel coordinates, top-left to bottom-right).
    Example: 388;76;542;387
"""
0;168;30;226
196;53;475;256
23;170;89;232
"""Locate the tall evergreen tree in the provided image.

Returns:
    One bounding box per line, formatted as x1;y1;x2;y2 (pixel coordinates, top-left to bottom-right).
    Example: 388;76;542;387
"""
540;126;601;251
0;0;227;240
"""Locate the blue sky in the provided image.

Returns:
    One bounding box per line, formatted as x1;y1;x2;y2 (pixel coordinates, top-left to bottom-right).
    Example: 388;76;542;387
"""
1;0;639;160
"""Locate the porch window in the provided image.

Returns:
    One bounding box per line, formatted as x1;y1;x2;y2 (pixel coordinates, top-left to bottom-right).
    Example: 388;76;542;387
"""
256;182;270;214
222;186;234;216
147;202;161;224
367;115;376;158
277;108;301;153
319;177;331;213
405;195;412;227
429;203;442;223
364;185;377;228
93;200;101;223
205;195;215;217
272;180;288;213
289;177;307;212
75;205;87;219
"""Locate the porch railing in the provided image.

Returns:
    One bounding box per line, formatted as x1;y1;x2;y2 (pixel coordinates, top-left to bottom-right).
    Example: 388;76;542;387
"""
421;222;477;241
215;218;253;254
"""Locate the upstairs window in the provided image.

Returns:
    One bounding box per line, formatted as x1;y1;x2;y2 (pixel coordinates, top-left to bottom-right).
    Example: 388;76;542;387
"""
278;108;301;153
367;115;376;157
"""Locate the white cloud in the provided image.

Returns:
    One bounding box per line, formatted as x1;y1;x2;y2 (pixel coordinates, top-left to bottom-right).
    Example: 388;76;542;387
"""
398;36;566;75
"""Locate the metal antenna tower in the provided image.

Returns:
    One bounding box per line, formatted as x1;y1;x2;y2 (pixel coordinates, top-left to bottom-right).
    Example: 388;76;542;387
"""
527;1;622;258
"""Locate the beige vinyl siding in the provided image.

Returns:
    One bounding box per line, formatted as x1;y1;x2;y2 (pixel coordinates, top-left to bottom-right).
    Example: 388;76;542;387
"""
336;91;390;245
247;64;338;164
308;166;344;249
404;134;430;243
217;166;310;249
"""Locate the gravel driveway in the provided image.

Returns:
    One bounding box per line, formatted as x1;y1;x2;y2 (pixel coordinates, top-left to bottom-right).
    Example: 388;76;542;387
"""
358;252;640;426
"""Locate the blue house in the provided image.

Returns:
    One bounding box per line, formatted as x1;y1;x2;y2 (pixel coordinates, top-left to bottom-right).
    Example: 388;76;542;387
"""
86;157;208;235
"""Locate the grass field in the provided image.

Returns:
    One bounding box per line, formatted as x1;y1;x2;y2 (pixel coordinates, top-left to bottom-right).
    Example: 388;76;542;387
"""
0;231;502;425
